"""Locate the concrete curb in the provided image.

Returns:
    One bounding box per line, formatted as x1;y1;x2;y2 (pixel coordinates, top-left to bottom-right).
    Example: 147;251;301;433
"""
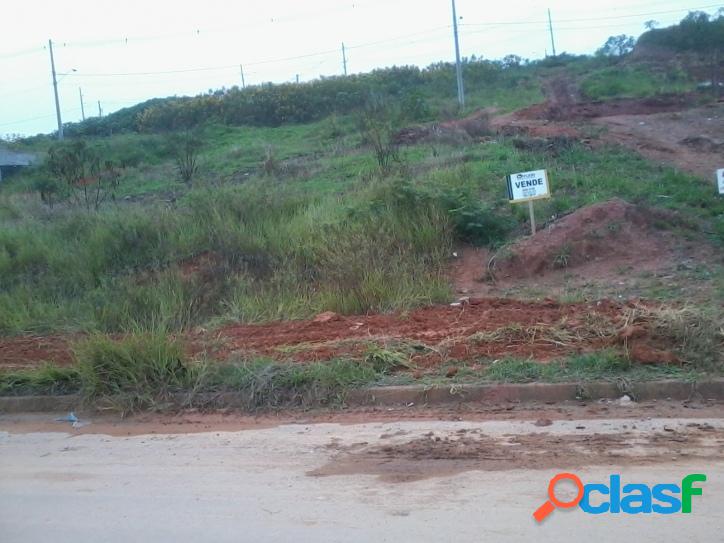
0;394;79;414
1;379;723;413
346;379;724;406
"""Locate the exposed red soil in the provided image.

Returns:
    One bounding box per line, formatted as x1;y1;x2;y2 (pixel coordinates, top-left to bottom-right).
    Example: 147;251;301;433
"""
177;250;225;279
490;75;722;177
0;199;705;371
514;92;697;122
0;335;75;370
393;108;496;145
452;199;715;301
593;103;723;178
1;296;676;370
491;199;679;280
196;296;677;367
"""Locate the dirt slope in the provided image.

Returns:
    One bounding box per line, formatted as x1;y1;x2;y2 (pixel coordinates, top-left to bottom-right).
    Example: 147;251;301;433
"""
490;199;686;279
490;75;723;177
452;199;716;302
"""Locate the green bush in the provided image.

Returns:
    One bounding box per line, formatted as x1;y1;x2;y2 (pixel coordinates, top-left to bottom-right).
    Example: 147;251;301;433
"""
360;178;514;247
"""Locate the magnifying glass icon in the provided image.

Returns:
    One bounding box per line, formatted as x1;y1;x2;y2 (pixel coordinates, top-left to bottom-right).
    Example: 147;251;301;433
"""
533;472;584;523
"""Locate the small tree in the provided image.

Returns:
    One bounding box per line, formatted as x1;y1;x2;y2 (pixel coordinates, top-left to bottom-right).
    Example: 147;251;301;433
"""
357;98;400;174
676;11;723;96
172;132;202;184
596;35;636;57
32;176;63;209
46;140;120;210
501;54;523;68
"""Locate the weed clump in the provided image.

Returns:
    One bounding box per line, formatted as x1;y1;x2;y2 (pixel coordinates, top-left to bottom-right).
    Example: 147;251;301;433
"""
75;333;193;413
623;304;724;369
197;358;379;410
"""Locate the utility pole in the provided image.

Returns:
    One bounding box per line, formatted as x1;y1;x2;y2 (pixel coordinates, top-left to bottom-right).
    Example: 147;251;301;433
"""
451;0;465;108
97;101;103;117
341;42;348;76
79;87;86;121
239;64;246;88
295;74;299;84
48;39;63;140
547;8;557;57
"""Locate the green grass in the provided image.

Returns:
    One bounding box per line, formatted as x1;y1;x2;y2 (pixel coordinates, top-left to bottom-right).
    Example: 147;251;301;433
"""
75;333;197;413
580;64;695;100
2;346;719;412
1;135;722;336
464;81;544;113
196;357;379;409
1;51;722;338
0;365;81;396
0;176;458;334
481;352;699;383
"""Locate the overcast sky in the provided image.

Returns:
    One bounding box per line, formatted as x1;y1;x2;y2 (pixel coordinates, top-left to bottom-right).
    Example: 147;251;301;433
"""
0;0;719;137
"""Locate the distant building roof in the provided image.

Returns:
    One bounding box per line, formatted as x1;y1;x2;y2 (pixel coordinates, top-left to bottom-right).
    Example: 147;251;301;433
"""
0;147;38;167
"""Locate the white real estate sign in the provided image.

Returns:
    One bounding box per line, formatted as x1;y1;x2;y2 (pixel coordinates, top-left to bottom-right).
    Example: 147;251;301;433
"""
506;169;551;202
717;168;724;195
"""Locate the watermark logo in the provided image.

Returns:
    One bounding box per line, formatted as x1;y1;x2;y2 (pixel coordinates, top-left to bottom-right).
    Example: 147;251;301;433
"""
534;472;706;522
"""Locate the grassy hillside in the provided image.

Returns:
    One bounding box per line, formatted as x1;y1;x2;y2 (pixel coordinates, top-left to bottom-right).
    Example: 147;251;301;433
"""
1;14;723;407
2;117;722;336
1;13;722;337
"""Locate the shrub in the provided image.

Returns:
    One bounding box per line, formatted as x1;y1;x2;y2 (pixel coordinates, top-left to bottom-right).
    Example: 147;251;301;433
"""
46;140;121;210
357;99;401;173
171;132;201;183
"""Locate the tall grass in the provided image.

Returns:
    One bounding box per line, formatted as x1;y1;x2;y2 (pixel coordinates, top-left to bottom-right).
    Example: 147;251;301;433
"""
0;176;461;335
75;333;194;413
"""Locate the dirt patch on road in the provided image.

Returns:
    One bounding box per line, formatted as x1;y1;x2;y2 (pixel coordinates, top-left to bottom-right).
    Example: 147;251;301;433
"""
310;425;724;481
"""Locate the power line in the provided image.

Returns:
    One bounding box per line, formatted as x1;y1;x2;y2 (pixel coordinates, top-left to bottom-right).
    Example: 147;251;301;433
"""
1;2;718;64
0;46;45;60
0;83;52;99
62;26;453;79
0;108;80;128
346;25;451;50
460;4;722;27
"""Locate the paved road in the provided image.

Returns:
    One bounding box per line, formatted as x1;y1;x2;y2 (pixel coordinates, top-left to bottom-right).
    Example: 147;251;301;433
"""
1;408;723;542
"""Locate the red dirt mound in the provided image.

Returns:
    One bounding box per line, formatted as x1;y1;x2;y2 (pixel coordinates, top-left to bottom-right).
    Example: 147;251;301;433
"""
490;199;679;280
393;109;495;145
